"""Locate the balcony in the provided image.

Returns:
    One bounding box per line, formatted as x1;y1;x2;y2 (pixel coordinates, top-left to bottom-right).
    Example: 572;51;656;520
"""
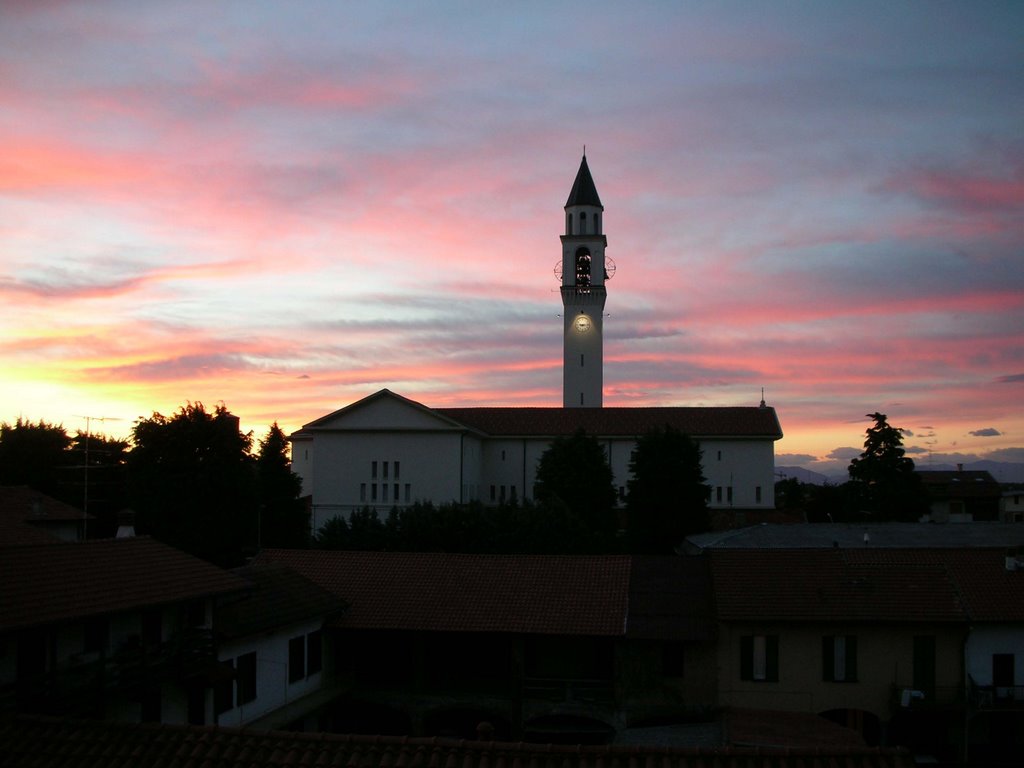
8;628;215;715
969;679;1024;711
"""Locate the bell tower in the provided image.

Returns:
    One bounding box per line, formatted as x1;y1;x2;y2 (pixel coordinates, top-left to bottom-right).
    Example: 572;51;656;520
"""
559;154;614;408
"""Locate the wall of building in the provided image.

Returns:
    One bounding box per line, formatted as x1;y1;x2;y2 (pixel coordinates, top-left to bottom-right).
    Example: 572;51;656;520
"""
717;622;965;720
966;626;1024;687
217;618;325;728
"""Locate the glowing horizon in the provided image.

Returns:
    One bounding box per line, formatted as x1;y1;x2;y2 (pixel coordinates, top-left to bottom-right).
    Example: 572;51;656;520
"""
1;2;1022;479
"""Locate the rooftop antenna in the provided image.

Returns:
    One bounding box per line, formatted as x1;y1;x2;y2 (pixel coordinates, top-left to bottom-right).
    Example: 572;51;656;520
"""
73;415;122;539
759;387;766;408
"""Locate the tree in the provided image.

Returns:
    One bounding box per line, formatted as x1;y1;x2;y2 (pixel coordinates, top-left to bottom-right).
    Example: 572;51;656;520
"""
533;428;618;549
848;412;928;521
256;423;309;548
0;418;73;500
625;425;710;552
127;402;257;566
68;430;129;537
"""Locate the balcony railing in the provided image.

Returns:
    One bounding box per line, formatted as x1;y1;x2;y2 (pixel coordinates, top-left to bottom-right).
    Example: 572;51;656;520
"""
969;681;1024;711
523;678;615;706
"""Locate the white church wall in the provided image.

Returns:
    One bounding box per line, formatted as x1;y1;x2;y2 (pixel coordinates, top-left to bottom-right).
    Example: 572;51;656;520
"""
700;438;776;508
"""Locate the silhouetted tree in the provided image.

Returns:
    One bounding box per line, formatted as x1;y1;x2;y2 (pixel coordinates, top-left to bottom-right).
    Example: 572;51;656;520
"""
774;476;804;513
128;402;257;566
848;412;928;521
626;425;710;552
0;418;73;501
255;423;308;548
534;428;618;549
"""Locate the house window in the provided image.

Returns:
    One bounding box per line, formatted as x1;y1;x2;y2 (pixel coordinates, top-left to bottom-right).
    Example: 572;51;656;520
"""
727;486;733;504
913;635;936;697
214;660;234;714
307;630;323;676
755;486;762;504
236;651;257;704
823;635;858;682
288;636;305;683
716;487;723;503
371;461;377;479
740;635;779;682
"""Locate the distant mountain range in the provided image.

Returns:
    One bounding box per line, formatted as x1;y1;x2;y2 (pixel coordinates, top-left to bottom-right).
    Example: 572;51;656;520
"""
776;460;1024;486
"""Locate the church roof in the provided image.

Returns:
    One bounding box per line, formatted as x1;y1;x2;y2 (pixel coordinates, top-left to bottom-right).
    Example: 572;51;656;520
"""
565;154;603;209
436;405;783;440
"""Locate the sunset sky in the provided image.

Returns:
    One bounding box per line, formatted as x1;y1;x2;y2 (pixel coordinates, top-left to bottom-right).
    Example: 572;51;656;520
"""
1;1;1022;477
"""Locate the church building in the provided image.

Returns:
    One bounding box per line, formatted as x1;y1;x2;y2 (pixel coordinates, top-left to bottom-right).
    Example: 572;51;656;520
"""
290;156;782;532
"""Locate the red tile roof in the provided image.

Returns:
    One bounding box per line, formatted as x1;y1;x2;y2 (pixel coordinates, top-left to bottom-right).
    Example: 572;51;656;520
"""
709;549;967;623
435;406;783;440
217;563;349;639
626;556;714;641
0;715;915;768
842;548;1024;622
0;537;248;632
256;550;633;636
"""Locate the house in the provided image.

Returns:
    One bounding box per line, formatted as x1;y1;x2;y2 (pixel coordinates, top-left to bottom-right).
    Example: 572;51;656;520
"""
917;469;1001;522
213;562;348;730
1000;488;1024;522
0;535;248;724
290;156;783;531
290;389;782;532
0;485;92;543
254;549;717;743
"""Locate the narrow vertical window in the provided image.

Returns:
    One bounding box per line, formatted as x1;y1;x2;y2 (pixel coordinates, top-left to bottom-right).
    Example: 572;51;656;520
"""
360;483;366;502
394;461;400;479
371;484;378;502
716;487;723;503
755;486;762;503
580;354;585;367
383;461;389;479
393;483;399;501
382;484;388;502
727;487;733;504
371;461;377;479
405;483;411;502
490;485;496;502
288;636;305;683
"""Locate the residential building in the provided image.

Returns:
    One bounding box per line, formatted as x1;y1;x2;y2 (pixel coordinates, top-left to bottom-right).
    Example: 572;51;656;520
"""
0;535;248;724
917;469;1001;522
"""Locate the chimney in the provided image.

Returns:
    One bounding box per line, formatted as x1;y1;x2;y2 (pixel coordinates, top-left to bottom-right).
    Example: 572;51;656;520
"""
115;509;136;539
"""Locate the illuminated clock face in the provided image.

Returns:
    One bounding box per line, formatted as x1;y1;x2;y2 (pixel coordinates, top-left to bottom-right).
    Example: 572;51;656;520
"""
573;314;592;333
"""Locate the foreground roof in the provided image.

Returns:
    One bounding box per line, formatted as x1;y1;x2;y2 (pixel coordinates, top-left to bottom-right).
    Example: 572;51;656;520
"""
0;536;248;632
0;716;914;768
256;550;633;636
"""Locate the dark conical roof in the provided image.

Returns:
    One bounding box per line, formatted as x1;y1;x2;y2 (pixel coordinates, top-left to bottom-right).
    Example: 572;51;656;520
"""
565;155;603;209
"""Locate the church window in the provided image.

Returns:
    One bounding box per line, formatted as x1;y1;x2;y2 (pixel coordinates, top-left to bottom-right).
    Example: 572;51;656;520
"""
727;486;733;504
394;484;399;501
501;449;506;461
404;484;411;502
394;461;400;479
575;248;592;287
717;450;722;461
383;461;389;479
580;393;584;406
566;212;573;233
382;484;388;502
500;485;506;502
594;213;600;233
371;484;378;502
490;485;496;502
580;354;584;367
716;487;722;503
371;461;377;479
360;484;366;502
510;486;517;501
580;211;587;232
755;486;762;503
